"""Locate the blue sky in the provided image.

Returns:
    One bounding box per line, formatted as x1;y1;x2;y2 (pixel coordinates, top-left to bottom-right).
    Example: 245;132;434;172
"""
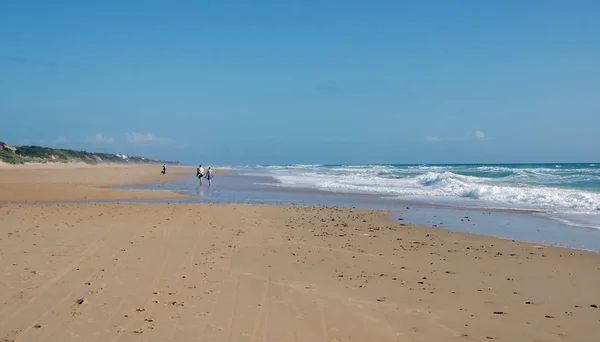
1;0;599;165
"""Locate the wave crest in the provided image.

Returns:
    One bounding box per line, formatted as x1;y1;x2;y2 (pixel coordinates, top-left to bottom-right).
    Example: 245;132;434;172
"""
262;167;600;212
416;172;600;211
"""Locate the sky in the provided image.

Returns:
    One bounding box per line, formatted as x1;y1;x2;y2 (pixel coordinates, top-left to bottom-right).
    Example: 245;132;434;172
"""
1;0;599;165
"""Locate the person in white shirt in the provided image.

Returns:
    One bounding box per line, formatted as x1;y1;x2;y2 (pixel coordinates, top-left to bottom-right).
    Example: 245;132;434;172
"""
197;165;205;185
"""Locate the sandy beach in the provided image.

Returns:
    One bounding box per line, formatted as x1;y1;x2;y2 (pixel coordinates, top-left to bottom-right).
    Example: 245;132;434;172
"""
1;165;599;342
0;163;195;202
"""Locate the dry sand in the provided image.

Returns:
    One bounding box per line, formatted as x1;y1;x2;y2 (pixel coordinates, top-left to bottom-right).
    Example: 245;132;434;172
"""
0;163;196;202
1;165;599;342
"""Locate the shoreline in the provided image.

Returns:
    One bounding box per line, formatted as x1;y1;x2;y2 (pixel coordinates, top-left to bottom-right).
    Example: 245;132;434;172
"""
210;183;546;214
4;164;596;252
116;170;600;251
224;168;598;216
229;164;600;217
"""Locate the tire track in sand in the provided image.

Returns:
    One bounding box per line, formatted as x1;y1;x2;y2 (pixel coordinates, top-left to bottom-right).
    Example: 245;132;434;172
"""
0;222;116;339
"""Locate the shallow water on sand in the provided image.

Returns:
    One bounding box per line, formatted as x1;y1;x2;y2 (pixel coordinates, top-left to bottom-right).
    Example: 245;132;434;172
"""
110;172;600;252
398;207;600;252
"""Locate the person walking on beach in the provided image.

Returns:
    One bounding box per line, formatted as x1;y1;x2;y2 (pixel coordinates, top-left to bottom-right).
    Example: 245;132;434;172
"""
197;165;205;185
205;167;214;186
161;164;166;175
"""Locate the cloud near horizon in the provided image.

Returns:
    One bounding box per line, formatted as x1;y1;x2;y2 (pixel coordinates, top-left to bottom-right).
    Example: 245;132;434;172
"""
473;130;485;139
86;133;114;144
426;130;486;142
125;132;172;144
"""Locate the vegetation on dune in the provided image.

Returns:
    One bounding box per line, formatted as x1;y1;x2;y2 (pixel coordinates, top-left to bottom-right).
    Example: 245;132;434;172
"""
0;141;179;165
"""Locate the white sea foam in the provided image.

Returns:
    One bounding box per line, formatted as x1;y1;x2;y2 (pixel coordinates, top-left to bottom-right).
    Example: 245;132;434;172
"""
541;212;600;230
250;166;600;213
411;172;600;211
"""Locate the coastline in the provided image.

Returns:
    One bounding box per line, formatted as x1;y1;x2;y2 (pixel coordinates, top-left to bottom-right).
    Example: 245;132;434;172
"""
117;169;600;252
1;164;599;341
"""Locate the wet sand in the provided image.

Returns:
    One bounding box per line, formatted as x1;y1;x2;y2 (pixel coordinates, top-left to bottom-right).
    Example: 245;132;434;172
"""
1;165;599;341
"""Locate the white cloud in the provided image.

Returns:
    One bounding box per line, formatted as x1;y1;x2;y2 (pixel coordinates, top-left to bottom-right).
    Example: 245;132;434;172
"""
54;136;68;143
86;133;115;144
125;132;172;144
125;132;156;143
473;131;485;139
424;131;486;143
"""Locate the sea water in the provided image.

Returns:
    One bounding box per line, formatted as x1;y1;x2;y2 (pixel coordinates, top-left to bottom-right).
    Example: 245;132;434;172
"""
234;163;600;229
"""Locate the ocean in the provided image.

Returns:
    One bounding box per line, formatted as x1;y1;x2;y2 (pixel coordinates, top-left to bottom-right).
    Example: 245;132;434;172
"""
234;163;600;229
